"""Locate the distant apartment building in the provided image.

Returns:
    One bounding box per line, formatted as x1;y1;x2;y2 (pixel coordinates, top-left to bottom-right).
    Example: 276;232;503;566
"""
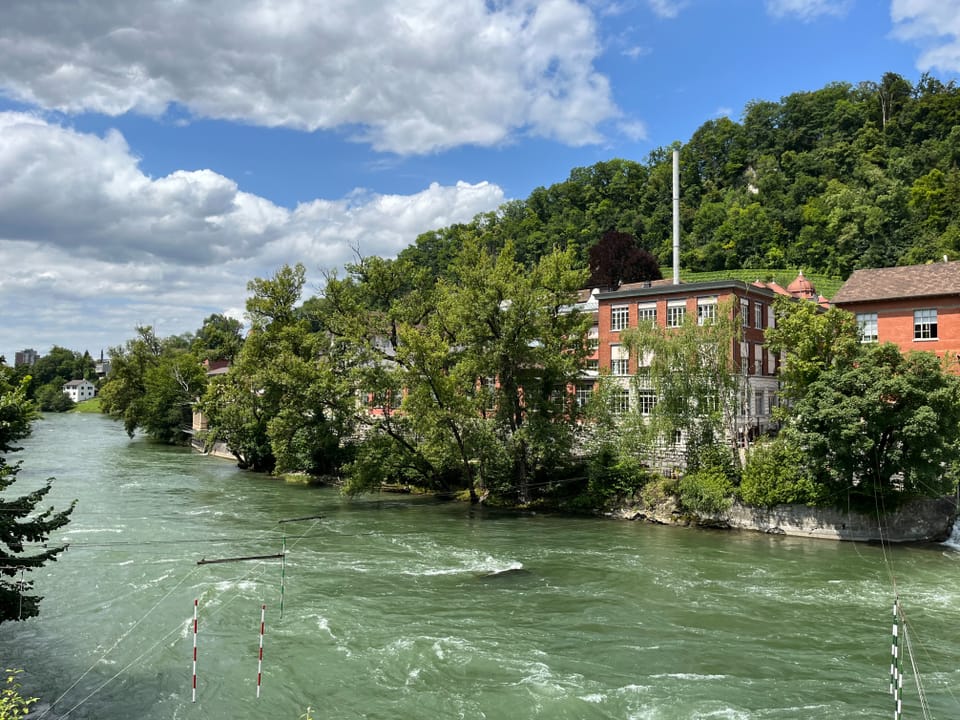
15;348;39;367
62;379;97;403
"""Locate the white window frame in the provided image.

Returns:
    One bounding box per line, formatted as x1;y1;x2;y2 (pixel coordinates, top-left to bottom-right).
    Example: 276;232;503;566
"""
575;384;593;408
740;298;750;328
856;312;878;343
610;305;629;332
667;299;686;328
637;389;657;416
754;301;764;329
697;296;718;326
637;302;657;326
612;388;630;415
914;309;938;340
610;344;630;376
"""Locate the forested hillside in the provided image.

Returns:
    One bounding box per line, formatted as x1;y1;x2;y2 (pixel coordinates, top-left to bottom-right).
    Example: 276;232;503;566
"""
400;72;960;282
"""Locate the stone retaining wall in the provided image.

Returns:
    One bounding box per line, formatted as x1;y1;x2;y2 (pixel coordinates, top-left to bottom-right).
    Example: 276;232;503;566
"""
615;496;958;543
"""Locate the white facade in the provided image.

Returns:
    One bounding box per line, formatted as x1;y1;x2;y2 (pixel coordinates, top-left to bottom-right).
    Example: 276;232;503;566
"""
63;379;96;402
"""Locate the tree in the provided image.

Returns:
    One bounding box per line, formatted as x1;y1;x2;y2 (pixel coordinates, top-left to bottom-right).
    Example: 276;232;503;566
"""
587;230;662;289
35;383;75;413
0;368;74;623
764;296;860;402
15;346;95;401
0;670;37;718
440;240;591;502
202;263;356;474
327;241;590;503
191;313;244;362
790;344;960;509
99;326;205;443
623;298;744;472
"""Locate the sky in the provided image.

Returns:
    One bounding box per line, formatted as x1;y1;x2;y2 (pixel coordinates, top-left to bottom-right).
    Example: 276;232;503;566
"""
2;0;960;362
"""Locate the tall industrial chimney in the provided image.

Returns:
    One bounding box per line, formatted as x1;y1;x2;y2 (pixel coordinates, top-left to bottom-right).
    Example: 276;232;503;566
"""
672;148;680;285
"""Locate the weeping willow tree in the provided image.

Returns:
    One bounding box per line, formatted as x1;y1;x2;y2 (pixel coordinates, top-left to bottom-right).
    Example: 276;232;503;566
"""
621;297;744;473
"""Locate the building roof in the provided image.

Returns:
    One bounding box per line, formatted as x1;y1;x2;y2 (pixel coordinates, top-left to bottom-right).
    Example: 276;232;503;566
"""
596;278;778;302
786;271;817;300
63;379;93;387
831;261;960;304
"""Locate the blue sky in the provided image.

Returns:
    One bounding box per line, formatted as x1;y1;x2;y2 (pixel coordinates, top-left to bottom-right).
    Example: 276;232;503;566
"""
1;0;959;361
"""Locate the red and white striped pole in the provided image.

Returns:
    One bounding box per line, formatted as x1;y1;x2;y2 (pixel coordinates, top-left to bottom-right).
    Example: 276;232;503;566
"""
192;599;199;703
256;604;266;698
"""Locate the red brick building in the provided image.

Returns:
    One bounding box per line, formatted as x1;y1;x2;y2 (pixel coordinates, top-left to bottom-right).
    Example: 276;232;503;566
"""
572;278;785;444
831;261;960;366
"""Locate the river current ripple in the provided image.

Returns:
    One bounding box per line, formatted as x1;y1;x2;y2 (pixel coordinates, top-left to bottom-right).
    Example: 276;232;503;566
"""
2;413;959;719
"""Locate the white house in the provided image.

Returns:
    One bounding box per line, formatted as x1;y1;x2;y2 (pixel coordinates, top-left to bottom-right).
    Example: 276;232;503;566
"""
63;379;96;402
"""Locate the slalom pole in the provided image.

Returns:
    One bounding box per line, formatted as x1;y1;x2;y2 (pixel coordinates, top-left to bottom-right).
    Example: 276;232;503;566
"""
279;535;286;620
256;604;266;698
192;599;199;703
891;598;902;720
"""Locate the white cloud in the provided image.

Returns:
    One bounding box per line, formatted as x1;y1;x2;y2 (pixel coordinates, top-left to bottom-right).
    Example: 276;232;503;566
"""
617;119;649;141
622;45;652;59
892;0;960;73
0;0;619;155
646;0;687;19
0;113;505;357
765;0;852;21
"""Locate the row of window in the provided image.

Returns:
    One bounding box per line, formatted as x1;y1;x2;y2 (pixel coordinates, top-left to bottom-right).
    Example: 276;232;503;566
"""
610;298;767;332
605;343;770;376
610;299;717;330
576;384;777;417
855;309;939;343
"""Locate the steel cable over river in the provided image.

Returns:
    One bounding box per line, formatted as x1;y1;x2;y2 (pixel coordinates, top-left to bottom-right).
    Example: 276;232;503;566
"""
2;413;960;719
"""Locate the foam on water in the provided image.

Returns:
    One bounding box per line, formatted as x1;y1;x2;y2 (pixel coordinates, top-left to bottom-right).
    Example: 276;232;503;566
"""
941;517;960;550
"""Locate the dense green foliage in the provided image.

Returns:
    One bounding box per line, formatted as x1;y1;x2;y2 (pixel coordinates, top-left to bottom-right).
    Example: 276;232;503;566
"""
99;327;207;442
743;303;960;510
0;366;74;623
201;264;356;473
739;432;823;507
10;346;95;411
400;72;960;280
314;241;591;502
790;343;960;509
99;72;960;514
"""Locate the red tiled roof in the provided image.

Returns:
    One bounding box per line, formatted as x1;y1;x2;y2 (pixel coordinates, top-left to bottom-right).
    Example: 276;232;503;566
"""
831;262;960;304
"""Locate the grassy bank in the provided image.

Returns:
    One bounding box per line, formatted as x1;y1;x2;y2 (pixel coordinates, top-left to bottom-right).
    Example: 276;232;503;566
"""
72;397;102;413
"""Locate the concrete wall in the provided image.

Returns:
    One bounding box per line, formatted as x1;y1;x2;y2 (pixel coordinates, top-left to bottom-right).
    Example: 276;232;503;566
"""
190;436;236;462
714;498;957;542
616;497;958;543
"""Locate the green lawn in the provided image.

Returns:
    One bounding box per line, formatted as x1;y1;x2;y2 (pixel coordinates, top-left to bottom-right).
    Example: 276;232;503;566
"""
72;397;103;413
672;268;844;299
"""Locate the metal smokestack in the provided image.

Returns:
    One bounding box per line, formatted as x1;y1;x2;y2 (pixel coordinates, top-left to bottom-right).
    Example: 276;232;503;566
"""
672;148;680;285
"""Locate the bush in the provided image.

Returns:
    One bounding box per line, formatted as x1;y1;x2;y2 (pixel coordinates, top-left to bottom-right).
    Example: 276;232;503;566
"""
1;670;36;720
585;446;648;499
740;435;824;507
639;475;679;507
679;467;735;514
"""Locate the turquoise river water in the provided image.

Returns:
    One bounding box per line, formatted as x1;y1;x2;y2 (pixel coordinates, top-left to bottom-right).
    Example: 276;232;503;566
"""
1;413;959;719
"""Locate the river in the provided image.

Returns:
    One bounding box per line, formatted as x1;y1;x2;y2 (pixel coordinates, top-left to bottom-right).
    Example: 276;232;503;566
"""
1;412;959;719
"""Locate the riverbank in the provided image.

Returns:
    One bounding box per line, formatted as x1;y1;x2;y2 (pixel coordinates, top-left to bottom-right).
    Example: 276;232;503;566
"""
612;495;959;543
